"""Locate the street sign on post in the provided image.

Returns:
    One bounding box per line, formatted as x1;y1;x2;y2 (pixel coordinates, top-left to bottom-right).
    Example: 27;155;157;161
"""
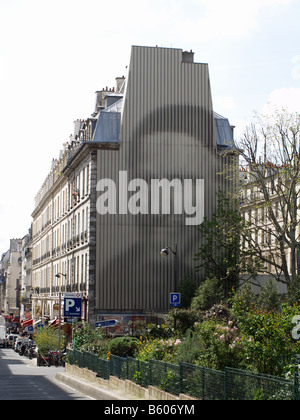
95;319;118;328
170;292;181;308
64;293;82;318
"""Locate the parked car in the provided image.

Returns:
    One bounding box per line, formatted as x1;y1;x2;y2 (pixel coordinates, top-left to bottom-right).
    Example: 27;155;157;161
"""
5;334;19;348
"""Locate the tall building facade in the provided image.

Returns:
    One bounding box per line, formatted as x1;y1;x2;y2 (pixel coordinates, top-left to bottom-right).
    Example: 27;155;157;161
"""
31;46;237;327
94;46;237;325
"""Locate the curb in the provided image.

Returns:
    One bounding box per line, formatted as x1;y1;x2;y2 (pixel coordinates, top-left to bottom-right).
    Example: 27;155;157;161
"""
56;372;130;400
56;364;198;401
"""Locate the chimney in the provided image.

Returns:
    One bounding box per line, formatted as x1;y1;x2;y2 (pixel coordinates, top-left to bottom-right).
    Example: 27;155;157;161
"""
182;50;194;63
115;76;126;93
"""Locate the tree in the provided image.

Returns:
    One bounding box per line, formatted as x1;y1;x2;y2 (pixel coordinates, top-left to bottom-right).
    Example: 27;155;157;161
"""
177;275;197;309
238;109;300;288
194;190;263;297
258;278;281;312
191;276;224;311
34;327;65;354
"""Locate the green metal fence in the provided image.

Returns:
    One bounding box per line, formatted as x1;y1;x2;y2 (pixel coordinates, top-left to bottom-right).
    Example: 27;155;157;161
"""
67;350;299;400
67;349;110;380
224;367;298;400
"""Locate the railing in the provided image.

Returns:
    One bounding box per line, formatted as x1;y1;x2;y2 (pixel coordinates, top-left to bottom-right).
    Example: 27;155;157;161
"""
67;350;300;400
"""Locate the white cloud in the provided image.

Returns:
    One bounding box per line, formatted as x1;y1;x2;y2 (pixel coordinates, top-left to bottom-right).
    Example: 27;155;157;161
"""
262;87;300;114
292;55;300;80
168;0;294;43
213;96;236;113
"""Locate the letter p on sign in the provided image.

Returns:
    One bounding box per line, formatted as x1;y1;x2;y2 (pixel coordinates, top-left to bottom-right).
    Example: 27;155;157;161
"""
65;299;75;312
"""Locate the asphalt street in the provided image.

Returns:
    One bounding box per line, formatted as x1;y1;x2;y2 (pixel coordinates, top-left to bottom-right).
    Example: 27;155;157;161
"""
0;348;91;400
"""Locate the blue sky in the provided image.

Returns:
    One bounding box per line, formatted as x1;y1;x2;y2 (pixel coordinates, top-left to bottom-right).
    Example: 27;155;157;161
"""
0;0;299;251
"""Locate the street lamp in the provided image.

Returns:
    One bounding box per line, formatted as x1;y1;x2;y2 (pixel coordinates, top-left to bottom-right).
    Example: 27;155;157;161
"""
55;273;66;278
160;245;178;292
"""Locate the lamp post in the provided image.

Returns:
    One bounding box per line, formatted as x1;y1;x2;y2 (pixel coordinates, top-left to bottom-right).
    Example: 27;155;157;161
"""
55;273;66;357
160;244;178;292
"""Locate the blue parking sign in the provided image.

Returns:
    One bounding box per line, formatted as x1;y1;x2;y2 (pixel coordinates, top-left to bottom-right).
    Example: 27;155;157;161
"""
64;293;82;317
170;293;181;308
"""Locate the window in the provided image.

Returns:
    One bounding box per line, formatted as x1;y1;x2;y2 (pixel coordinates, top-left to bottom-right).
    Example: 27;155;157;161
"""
82;168;85;197
86;164;89;195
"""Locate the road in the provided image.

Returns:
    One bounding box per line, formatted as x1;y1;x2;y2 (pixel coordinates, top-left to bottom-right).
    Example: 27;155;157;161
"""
0;348;91;400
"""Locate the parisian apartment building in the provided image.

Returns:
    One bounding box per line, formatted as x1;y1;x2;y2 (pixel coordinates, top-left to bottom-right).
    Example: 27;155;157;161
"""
31;121;98;324
0;239;22;318
239;164;300;293
2;46;238;328
0;231;33;323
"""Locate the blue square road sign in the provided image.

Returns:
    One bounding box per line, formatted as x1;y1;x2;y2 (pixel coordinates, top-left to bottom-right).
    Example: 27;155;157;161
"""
64;295;82;318
170;293;181;308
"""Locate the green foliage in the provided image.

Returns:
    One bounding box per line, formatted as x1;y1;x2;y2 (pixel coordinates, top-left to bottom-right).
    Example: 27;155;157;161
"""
72;323;108;357
165;308;202;334
195;190;264;296
34;327;65;354
108;336;139;357
286;276;300;306
70;292;300;378
191;276;224;311
134;336;182;363
205;303;234;323
128;319;146;337
145;323;175;339
195;191;243;295
176;319;244;370
258;278;282;312
177;275;197;309
230;291;300;376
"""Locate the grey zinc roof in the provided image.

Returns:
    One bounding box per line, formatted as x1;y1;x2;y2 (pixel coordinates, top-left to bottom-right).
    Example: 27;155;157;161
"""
214;111;235;148
92;98;123;143
92;96;235;148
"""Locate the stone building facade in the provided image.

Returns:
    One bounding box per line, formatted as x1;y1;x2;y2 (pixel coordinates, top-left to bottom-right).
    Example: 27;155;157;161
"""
31;84;123;325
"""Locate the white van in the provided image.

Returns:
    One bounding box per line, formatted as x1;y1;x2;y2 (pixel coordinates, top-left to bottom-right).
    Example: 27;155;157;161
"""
0;326;6;348
6;334;19;348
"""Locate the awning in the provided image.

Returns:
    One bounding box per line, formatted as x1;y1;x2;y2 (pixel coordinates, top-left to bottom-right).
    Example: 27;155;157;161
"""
11;317;20;323
21;318;33;327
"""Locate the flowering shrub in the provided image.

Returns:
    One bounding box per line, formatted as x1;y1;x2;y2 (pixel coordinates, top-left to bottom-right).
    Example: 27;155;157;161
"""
232;302;300;376
107;336;139;357
144;323;175;339
176;319;244;370
230;290;300;376
134;337;181;363
165;308;202;333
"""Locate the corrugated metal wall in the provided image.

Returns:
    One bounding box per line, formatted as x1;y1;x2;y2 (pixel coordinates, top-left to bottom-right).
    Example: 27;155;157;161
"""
95;46;234;314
